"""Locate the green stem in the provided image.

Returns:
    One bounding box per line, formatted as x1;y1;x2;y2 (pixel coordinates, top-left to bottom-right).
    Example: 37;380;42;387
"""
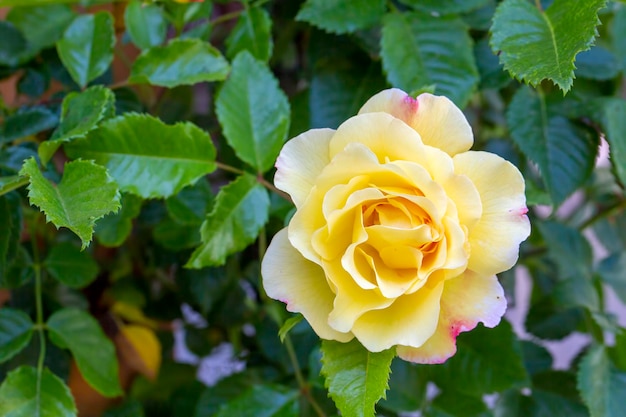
30;224;46;413
210;9;243;26
284;335;326;417
578;199;626;230
215;161;244;175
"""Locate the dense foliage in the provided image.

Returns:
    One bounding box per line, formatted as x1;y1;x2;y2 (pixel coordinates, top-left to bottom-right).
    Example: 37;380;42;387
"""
1;0;626;416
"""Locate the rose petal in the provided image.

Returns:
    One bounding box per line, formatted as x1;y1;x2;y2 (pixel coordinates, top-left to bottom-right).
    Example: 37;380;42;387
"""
453;151;530;276
275;128;335;208
358;88;473;156
261;228;353;342
397;270;506;364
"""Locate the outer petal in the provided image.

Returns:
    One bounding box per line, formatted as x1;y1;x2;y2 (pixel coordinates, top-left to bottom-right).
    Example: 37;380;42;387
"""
397;271;506;364
453;151;530;276
358;88;473;156
262;228;353;342
274;128;335;208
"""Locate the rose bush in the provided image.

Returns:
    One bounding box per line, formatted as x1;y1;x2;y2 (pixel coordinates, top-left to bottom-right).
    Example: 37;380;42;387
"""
262;88;530;364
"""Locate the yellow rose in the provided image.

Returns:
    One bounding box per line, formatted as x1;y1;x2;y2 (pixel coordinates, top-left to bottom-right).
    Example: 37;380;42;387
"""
261;88;530;363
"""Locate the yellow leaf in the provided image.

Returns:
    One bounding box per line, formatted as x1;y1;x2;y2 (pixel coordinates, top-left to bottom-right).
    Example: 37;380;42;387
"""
116;325;161;381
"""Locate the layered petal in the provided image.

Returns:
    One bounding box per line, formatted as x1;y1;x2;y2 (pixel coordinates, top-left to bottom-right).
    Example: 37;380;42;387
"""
358;88;473;156
262;228;353;342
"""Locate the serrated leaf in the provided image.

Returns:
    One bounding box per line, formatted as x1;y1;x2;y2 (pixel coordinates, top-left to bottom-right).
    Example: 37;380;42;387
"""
506;86;598;205
398;0;489;14
0;21;27;67
129;39;229;88
0;366;77;417
124;0;167;50
216;51;290;173
296;0;385;34
577;345;626;417
56;11;115;88
381;11;479;107
186;174;269;268
0;308;33;363
602;98;626;186
0;106;58;144
19;158;121;249
490;0;606;92
226;6;273;62
47;308;122;397
95;193;143;247
0;193;22;280
214;384;299;417
65;113;216;199
321;339;395;417
44;242;98;288
39;85;116;164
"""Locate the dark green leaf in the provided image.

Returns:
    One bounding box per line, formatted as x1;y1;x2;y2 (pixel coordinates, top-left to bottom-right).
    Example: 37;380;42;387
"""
575;46;620;80
602;98;626;186
612;7;626;72
0;366;76;417
597;253;626;305
56;11;115;88
577;345;626;417
130;39;229;88
216;51;290;173
165;179;212;225
0;308;33;363
65;113;216;199
125;0;167;50
47;308;122;397
153;218;200;250
537;221;592;278
399;0;489;14
495;388;588;417
20;158;121;249
474;37;510;90
296;0;385;34
490;0;606;91
0;192;22;280
321;339;395;417
44;242;99;288
18;66;51;98
379;359;427;413
0;106;58;144
521;341;553;376
186;174;269;268
381;11;478;107
427;391;490;417
95;193;143;247
526;297;583;340
214;384;298;417
0;21;27;67
226;6;273;62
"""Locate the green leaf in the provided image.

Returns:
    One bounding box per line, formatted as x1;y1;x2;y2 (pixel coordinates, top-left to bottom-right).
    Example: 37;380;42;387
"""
19;158;121;249
44;242;99;288
95;193;143;247
39;85;116;164
0;308;33;363
153;218;200;250
296;0;385;34
0;193;22;280
56;11;115;88
490;0;606;92
214;384;299;417
0;21;27;67
65;113;215;199
575;46;620;80
495;388;588;417
379;359;427;413
0;366;76;417
577;345;626;417
597;253;626;305
125;0;167;50
427;391;490;417
129;39;229;88
0;106;58;144
398;0;489;14
381;11;479;108
602;98;626;186
216;51;290;173
226;6;273;62
278;314;303;342
320;339;395;417
537;221;592;278
506;86;598;205
612;7;626;73
165;178;212;225
186;174;269;268
521;341;553;376
474;37;510;90
47;308;122;397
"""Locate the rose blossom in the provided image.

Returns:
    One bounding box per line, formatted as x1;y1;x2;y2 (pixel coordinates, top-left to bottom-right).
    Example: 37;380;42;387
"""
261;88;530;364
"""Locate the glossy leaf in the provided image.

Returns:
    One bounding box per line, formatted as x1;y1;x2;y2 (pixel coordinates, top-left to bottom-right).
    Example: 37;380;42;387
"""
490;0;606;91
7;5;75;58
65;113;216;199
381;11;479;107
19;158;121;249
95;193;143;247
187;174;270;268
56;11;115;88
47;308;122;397
0;308;33;363
214;384;299;417
216;51;290;173
0;193;22;280
130;39;229;88
125;0;167;50
321;339;395;417
296;0;385;34
0;366;76;417
226;6;273;61
0;107;58;144
578;345;626;417
44;242;99;288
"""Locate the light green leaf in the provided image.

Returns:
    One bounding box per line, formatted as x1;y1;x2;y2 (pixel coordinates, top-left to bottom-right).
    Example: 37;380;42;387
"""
65;113;216;199
44;242;99;288
490;0;606;92
321;339;395;417
47;308;122;397
0;366;76;417
125;0;167;50
214;384;299;417
216;51;290;173
130;38;229;88
0;308;33;363
0;21;27;67
0;176;29;196
226;6;273;62
381;11;479;108
19;158;121;249
186;174;269;268
39;85;115;164
577;345;626;417
95;193;143;247
296;0;386;34
602;98;626;186
56;11;115;88
0;106;58;144
506;86;598;205
398;0;489;14
0;193;22;280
